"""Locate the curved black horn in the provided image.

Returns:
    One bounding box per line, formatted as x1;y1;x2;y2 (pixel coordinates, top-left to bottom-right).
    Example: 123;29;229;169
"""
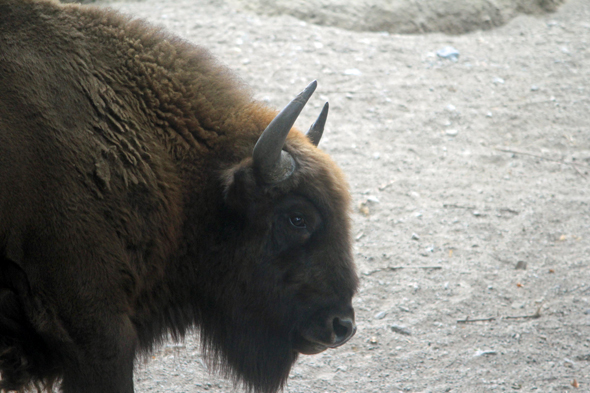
253;80;317;183
306;102;328;146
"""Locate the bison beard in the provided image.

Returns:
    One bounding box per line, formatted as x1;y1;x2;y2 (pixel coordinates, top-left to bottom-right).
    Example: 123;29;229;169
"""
0;0;358;392
199;293;299;393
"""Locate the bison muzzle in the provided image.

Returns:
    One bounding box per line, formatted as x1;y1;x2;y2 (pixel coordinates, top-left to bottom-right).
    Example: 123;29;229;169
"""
0;0;358;392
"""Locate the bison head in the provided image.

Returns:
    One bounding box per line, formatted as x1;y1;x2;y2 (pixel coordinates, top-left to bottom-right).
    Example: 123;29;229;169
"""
200;81;358;393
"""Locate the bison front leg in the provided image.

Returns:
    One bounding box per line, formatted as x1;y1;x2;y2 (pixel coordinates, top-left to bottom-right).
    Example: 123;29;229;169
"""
60;315;137;393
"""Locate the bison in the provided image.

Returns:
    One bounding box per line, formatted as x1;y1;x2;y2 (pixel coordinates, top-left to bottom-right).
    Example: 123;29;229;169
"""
0;0;358;392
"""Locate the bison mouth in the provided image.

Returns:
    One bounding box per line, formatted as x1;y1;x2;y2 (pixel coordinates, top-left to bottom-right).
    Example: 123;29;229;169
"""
293;315;356;355
293;335;329;355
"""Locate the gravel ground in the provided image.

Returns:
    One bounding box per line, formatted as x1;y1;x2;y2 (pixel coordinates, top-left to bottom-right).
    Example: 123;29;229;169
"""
89;0;590;391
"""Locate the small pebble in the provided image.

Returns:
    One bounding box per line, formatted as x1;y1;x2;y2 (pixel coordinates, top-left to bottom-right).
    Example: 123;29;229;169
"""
572;379;579;388
515;261;527;270
358;203;370;216
445;129;458;136
436;46;460;61
391;324;411;336
366;196;380;203
343;68;362;76
563;358;575;368
474;350;498;357
411;233;420;241
374;311;387;320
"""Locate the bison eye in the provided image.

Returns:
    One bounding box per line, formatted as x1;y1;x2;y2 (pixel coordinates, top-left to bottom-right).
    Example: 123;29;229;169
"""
289;214;307;229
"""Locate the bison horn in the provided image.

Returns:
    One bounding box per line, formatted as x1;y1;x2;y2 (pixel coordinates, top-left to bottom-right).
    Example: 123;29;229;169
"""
253;80;317;184
306;102;328;146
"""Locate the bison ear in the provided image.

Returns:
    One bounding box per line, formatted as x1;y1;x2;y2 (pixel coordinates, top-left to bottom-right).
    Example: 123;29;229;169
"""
253;81;317;184
222;162;257;212
0;255;32;298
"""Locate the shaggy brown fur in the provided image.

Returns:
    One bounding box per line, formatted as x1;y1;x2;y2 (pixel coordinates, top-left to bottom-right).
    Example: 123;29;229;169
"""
0;0;358;392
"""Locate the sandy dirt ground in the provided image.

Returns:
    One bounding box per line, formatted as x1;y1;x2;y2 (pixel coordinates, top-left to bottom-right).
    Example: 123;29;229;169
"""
87;0;590;391
229;0;565;35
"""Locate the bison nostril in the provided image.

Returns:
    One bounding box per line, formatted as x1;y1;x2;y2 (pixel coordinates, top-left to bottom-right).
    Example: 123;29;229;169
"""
332;317;356;346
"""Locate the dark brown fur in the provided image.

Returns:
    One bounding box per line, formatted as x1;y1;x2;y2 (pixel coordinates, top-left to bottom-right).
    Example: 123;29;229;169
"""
0;1;358;392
